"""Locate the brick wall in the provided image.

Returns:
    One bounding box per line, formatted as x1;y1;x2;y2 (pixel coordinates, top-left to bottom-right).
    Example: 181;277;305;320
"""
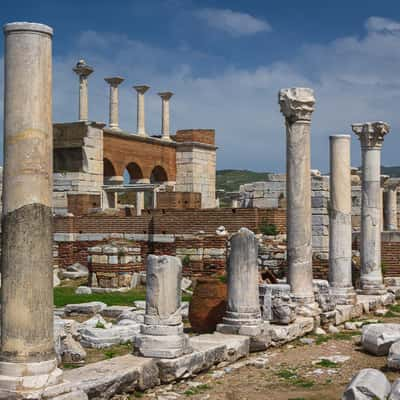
157;192;202;209
54;208;287;236
67;193;101;216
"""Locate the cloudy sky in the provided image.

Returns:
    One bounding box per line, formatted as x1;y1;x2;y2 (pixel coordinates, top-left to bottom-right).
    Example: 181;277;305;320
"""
1;0;400;172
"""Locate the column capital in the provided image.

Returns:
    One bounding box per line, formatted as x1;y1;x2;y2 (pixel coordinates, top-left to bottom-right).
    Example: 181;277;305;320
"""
133;85;150;94
278;87;315;123
73;59;93;77
105;76;124;86
158;91;174;100
352;121;390;149
384;178;400;191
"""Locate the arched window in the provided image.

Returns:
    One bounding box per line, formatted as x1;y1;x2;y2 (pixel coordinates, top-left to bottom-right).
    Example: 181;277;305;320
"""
150;166;168;184
124;162;143;184
103;158;116;178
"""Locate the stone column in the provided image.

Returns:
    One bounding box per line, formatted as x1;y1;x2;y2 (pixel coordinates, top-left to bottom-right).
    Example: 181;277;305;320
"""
158;91;173;141
384;182;398;231
104;76;124;130
217;228;262;335
352;121;390;294
135;192;143;216
279;87;318;311
0;21;63;397
135;255;191;358
328;135;356;304
73;59;93;121
133;85;150;136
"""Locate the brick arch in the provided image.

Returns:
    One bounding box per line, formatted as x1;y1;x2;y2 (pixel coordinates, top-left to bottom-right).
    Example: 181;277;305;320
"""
103;131;176;181
125;162;144;183
150;165;168;183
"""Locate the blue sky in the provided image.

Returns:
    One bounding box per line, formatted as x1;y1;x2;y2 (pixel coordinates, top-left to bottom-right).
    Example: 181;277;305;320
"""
2;0;400;172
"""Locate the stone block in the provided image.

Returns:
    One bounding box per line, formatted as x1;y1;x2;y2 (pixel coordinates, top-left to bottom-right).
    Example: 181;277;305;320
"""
64;302;107;316
342;368;391;400
388;340;400;370
362;324;400;356
267;317;314;346
80;324;141;348
101;306;135;319
63;354;159;398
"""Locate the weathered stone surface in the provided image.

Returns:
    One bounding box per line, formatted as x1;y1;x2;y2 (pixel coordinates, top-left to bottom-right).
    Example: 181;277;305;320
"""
390;378;400;400
361;324;400;355
63;354;159;398
75;286;92;295
61;263;89;280
80;324;140;348
117;310;145;324
65;302;107;316
80;314;112;329
101;306;134;319
157;333;249;383
61;334;87;365
267;317;314;345
388;340;400;370
135;255;191;359
342;368;391;400
279;87;315;306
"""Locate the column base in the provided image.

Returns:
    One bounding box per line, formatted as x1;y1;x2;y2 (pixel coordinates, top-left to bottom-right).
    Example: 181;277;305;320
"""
0;358;80;400
135;323;192;359
291;297;320;317
217;310;263;336
358;281;387;295
329;286;357;305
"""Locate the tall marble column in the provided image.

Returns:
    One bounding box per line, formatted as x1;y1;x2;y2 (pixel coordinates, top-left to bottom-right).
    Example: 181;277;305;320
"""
158;91;173;141
104;76;124;130
217;228;262;335
133;85;150;136
352;121;390;294
279;88;318;311
73;59;93;121
0;21;64;398
384;181;398;231
328;135;356;304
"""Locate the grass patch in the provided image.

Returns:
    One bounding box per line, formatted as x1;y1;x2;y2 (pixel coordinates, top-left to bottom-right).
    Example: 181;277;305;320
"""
384;310;398;318
332;332;359;341
95;321;106;329
62;363;81;369
276;368;314;388
183;384;211;396
315;335;330;345
54;286;191;308
315;359;339;368
133;391;143;398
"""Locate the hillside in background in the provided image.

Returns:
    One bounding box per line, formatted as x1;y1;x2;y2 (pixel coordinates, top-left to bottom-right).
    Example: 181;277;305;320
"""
217;167;400;196
382;166;400;177
216;169;271;193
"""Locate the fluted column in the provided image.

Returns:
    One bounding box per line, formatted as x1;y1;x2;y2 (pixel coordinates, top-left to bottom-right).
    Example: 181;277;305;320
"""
279;87;318;312
0;21;63;396
328;135;356;304
352;121;390;294
105;76;124;130
384;181;399;231
133;85;150;136
158;91;173;140
73;59;93;121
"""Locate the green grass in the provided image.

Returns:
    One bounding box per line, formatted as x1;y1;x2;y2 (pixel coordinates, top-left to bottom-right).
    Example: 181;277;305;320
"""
276;368;314;388
54;286;191;308
53;286;146;307
183;384;211;396
315;359;339;368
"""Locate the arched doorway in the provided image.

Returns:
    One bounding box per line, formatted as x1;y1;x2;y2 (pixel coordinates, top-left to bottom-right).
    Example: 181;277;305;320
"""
150;165;168;184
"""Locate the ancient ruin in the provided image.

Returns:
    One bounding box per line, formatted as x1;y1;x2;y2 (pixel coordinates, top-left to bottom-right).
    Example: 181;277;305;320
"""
3;14;400;400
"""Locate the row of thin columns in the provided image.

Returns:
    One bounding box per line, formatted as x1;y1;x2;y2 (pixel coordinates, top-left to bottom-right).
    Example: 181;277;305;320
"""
74;63;173;139
279;87;392;303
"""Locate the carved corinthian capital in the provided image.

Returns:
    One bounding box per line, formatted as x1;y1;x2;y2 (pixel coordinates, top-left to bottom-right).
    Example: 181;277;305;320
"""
279;87;315;123
352;121;390;150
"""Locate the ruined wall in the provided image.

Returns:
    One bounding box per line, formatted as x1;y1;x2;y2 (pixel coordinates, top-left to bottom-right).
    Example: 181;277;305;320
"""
54;208;286;236
175;130;217;209
53;121;104;213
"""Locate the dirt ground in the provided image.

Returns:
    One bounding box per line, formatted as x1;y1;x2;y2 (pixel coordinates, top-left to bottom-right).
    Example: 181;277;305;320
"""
128;316;400;400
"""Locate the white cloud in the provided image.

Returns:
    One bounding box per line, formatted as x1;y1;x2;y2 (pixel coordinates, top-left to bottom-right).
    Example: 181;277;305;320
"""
194;8;271;36
2;16;400;174
365;16;400;33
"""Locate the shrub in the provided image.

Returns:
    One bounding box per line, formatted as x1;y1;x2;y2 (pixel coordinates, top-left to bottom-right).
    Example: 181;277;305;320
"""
260;223;278;236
